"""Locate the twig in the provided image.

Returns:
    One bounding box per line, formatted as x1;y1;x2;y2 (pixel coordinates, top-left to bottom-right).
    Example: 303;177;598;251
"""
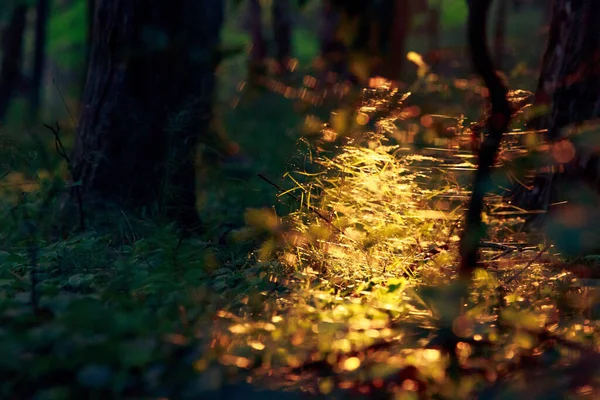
503;242;552;285
531;327;598;353
481;241;519;260
480;241;518;252
52;78;79;138
175;227;187;253
7;269;27;284
43;122;85;230
490;248;515;261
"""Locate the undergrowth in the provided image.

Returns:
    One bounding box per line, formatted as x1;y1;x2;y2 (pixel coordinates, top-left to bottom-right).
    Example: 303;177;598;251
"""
1;60;600;400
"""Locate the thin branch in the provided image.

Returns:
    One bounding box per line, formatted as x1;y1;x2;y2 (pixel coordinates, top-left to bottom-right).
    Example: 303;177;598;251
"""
43;122;85;230
503;242;551;285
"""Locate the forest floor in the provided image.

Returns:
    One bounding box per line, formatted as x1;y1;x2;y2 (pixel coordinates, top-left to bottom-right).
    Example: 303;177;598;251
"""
2;7;600;399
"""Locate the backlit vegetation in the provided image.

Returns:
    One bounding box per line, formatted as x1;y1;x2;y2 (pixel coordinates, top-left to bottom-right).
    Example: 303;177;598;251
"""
1;3;600;398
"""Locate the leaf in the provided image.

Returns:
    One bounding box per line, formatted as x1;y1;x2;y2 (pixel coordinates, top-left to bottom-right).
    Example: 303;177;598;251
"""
0;251;26;264
66;274;93;289
387;277;405;293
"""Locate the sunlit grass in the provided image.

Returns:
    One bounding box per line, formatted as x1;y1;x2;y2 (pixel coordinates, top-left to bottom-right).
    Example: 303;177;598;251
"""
204;75;600;397
2;14;600;396
281;144;457;284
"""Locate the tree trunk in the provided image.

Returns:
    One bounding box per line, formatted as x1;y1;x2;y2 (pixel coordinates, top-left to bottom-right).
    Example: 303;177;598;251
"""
508;0;600;243
0;4;27;122
426;3;440;70
382;0;412;81
272;0;292;71
247;0;267;81
29;0;49;121
533;0;600;140
319;0;339;56
493;0;507;70
318;0;346;76
67;0;224;231
460;0;511;278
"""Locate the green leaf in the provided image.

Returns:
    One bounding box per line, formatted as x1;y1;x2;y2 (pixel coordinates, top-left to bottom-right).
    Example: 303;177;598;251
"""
0;251;26;264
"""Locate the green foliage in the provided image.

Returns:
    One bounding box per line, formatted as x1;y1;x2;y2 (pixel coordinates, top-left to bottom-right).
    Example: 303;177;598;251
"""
292;28;319;65
439;0;468;29
47;0;87;70
1;3;599;398
4;68;599;396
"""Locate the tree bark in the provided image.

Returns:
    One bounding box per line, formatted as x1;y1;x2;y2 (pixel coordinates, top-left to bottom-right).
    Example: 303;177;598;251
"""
460;0;511;279
272;0;292;70
319;0;339;57
533;0;600;140
68;0;224;230
383;0;412;81
326;0;413;82
507;0;600;240
246;0;292;77
318;0;346;76
246;0;267;83
0;4;27;122
29;0;49;121
247;0;267;64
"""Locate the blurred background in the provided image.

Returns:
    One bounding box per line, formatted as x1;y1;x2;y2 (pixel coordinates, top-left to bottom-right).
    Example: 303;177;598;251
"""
0;0;550;227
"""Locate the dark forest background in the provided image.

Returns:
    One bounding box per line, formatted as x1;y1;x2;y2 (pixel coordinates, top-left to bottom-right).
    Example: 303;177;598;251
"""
3;1;600;399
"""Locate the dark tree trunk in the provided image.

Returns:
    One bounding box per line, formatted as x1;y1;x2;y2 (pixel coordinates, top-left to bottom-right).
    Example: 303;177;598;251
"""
318;0;346;76
357;0;412;81
493;0;507;70
0;5;27;122
383;0;413;81
460;0;511;279
426;3;440;69
319;0;339;57
68;0;224;230
321;0;414;82
29;0;49;121
508;0;600;232
533;0;600;140
247;0;267;78
272;0;292;71
246;0;292;78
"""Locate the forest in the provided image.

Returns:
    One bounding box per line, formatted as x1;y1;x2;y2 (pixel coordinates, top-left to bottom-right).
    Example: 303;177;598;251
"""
1;0;600;398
